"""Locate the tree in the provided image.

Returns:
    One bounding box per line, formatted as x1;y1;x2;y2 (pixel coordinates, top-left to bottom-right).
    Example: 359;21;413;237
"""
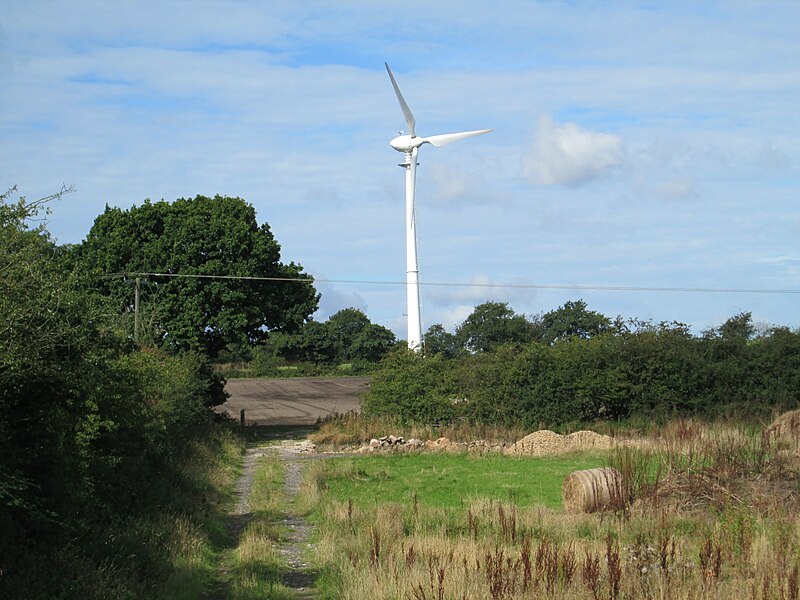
706;311;755;341
71;195;319;356
272;308;397;364
423;323;460;357
540;299;612;344
350;323;398;362
455;301;537;352
1;187;249;596
326;308;373;359
0;186;103;520
361;350;458;423
274;321;337;364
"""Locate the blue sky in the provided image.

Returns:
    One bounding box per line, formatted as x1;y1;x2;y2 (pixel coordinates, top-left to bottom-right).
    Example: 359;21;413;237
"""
2;1;798;336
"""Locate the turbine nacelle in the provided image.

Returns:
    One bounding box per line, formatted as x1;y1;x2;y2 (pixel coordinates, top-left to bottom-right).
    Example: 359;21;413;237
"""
390;129;495;153
390;134;426;153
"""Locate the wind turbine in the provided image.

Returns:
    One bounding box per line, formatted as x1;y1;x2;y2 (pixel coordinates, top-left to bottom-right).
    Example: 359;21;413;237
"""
385;63;492;351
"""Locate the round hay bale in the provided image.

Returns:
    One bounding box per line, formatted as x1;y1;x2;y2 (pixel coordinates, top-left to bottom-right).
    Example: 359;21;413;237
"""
562;467;626;513
763;410;800;451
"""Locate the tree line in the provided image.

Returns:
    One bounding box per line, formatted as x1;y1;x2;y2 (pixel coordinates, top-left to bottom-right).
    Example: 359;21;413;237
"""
364;301;800;427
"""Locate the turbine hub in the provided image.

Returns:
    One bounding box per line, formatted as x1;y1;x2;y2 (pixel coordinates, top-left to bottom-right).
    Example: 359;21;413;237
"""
390;134;425;153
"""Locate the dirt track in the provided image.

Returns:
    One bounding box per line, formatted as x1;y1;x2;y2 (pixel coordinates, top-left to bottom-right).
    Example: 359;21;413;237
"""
217;376;370;425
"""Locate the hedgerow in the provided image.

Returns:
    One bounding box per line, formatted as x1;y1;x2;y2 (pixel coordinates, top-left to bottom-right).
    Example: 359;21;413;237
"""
364;317;800;427
0;188;232;598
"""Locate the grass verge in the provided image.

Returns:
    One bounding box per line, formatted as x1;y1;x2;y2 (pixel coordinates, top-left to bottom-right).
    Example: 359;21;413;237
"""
102;426;245;599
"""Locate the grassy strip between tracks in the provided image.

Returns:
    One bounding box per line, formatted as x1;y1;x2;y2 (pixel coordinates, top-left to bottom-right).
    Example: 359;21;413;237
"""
217;450;295;600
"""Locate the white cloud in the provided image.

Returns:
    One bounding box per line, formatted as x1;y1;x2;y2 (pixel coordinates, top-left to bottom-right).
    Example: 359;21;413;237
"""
425;274;537;306
432;305;475;331
427;163;473;203
522;116;625;187
312;279;368;321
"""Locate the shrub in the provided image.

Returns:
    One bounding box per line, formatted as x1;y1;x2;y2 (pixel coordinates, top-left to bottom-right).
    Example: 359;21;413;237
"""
362;349;458;423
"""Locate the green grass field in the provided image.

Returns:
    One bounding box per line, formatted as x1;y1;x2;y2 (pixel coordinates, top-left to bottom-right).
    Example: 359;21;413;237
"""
312;452;607;510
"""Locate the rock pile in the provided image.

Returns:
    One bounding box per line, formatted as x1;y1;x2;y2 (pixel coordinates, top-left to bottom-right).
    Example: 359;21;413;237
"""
357;435;507;454
353;429;613;455
280;439;317;454
366;435;424;450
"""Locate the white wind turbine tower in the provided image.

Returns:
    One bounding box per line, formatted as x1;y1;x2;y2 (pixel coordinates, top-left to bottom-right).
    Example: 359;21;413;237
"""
385;63;493;351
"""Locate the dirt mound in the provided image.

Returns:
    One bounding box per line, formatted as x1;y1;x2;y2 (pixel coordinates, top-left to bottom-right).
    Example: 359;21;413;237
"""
565;430;614;449
505;429;613;456
763;410;800;451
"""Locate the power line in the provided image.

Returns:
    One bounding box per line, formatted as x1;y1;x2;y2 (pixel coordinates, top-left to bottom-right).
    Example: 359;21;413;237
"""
106;272;800;295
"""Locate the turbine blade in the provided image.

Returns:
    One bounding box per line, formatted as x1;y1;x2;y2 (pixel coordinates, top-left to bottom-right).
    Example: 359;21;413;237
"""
385;63;416;137
424;129;494;147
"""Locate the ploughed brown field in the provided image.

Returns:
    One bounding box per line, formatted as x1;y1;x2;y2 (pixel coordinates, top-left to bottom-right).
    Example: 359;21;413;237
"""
217;376;370;425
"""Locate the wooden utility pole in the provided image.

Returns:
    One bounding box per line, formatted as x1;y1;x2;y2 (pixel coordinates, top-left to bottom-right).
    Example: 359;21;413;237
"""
134;277;140;342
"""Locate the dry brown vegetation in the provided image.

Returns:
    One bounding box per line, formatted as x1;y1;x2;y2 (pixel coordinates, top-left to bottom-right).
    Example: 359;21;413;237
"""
302;417;800;599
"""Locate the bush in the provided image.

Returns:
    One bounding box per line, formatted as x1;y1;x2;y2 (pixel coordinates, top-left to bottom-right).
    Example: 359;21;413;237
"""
362;349;458;423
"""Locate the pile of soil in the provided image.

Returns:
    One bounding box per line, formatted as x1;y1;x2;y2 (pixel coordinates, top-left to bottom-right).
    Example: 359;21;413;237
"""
505;429;614;456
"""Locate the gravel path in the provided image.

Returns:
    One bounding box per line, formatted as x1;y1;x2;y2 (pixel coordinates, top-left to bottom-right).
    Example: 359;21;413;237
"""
225;446;271;539
206;447;270;600
208;440;322;599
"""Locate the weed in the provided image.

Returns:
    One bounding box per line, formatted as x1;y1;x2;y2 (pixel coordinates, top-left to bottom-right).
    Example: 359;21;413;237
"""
561;542;577;586
467;507;479;541
699;535;722;587
789;565;799;600
369;527;381;568
606;533;622;600
519;535;532;591
498;503;517;543
581;549;601;600
483;546;517;600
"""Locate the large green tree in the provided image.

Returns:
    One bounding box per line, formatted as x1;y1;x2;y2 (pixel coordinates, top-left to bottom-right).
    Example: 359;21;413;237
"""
423;323;461;357
540;299;612;344
271;308;397;365
71;195;319;356
455;301;538;352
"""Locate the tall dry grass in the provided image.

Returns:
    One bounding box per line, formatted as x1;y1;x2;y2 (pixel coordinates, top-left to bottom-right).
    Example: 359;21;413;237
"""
305;419;800;599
